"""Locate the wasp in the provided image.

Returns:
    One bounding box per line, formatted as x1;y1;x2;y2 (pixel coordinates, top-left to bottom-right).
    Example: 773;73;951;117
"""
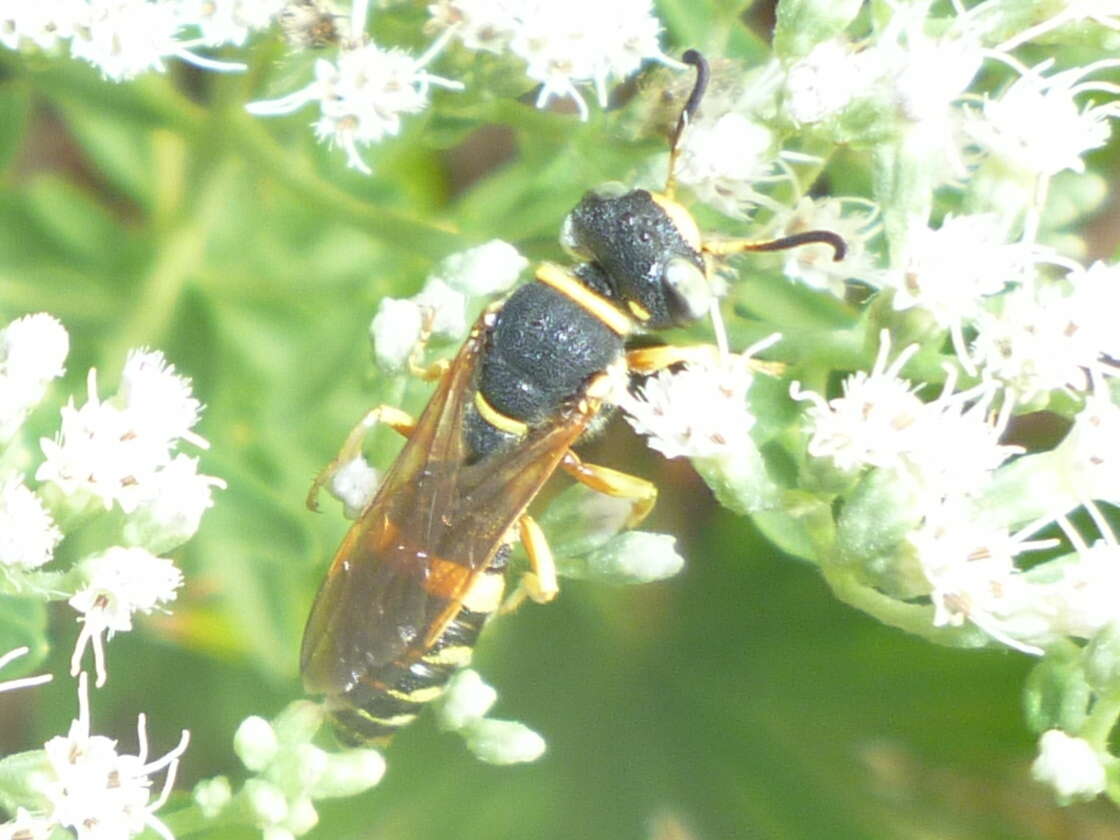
300;51;847;746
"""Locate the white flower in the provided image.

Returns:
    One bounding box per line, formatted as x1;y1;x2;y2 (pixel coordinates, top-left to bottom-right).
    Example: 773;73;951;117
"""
622;350;760;461
0;0;86;50
326;455;379;520
69;547;183;686
792;333;925;473
963;58;1120;178
908;502;1054;654
784;39;867;124
0;646;51;694
778;196;881;297
178;0;286;47
123;454;227;553
37;351;211;514
118;349;206;450
462;718;546;765
38;369;172;512
0;478;62;571
970;266;1120;400
0;312;69;439
247;36;462;174
36;673;190;840
1048;386;1120;509
370;297;425;371
70;0;246;81
0;806;54;839
507;0;666;119
794;333;1019;500
1032;729;1107;802
673;111;783;217
414;277;468;339
427;0;517;54
432;240;528;297
887;214;1033;369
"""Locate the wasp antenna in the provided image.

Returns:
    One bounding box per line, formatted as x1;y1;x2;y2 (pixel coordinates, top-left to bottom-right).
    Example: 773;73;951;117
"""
706;230;848;262
665;49;710;198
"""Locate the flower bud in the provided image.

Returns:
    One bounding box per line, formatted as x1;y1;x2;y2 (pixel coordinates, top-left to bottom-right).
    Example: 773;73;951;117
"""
193;775;232;819
462;718;546;765
234;716;279;772
310;748;386;798
435;669;498;732
1031;730;1106;803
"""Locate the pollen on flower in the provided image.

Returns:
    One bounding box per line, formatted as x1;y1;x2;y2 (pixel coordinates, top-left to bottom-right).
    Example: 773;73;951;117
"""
0;477;63;571
69;547;184;686
36;673;190;840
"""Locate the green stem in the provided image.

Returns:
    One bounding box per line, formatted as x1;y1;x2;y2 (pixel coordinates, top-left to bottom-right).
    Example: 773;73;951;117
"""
1082;689;1120;751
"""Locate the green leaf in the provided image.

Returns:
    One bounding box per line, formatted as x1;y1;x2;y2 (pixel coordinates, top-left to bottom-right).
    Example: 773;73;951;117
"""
0;81;30;172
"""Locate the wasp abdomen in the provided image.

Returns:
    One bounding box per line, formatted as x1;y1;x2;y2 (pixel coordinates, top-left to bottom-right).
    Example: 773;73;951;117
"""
327;561;504;745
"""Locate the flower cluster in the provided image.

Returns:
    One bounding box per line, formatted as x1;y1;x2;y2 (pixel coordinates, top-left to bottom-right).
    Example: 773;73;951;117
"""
0;0;277;80
0;674;189;840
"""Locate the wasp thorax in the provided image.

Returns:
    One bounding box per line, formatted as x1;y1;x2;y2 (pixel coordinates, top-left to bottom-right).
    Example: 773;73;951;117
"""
562;187;708;329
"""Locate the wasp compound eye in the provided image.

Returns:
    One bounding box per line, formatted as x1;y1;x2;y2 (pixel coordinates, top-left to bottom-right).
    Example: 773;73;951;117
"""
663;257;710;326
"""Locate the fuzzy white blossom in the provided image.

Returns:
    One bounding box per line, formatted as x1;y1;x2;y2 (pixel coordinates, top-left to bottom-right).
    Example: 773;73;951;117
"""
37;350;214;515
430;239;528;297
178;0;286;47
964;58;1120;178
971;265;1120;400
0;312;69;439
247;33;462;174
794;334;1020;501
1032;729;1107;802
784;39;867;124
622;351;759;461
673;111;783;217
326;455;379;520
430;0;672;120
0;478;62;571
69;547;184;686
29;674;190;840
370;297;425;371
0;0;86;50
68;0;247;81
122;454;227;553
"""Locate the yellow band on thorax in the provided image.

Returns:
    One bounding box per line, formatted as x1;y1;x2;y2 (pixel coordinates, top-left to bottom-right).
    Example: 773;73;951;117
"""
474;391;529;437
536;263;633;336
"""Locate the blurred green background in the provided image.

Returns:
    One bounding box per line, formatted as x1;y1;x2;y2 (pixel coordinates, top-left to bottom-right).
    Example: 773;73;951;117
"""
2;2;1119;838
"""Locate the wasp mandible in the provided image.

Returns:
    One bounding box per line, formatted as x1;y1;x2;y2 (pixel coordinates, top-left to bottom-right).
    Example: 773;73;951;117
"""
300;50;847;745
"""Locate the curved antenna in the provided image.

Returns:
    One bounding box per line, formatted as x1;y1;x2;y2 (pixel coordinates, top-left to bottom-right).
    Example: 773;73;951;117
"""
665;49;710;198
706;230;848;262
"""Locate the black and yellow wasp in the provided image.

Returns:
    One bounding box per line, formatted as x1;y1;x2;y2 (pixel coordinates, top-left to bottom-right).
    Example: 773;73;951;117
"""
300;51;846;745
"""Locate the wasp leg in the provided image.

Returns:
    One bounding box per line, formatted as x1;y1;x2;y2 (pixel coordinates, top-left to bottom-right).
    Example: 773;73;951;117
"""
499;515;559;614
626;344;719;374
627;344;786;378
306;405;416;512
408;309;452;382
560;451;657;529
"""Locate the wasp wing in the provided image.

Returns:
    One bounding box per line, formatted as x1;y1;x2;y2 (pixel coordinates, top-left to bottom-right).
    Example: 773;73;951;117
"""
301;317;600;698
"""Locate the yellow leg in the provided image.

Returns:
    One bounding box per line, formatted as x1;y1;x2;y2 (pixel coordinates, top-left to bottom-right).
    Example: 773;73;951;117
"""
408;308;452;382
306;405;415;511
627;343;786;378
500;514;559;613
627;344;719;374
560;451;657;529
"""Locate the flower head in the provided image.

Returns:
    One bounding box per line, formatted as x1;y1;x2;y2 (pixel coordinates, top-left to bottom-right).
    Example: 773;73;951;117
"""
0;312;69;439
622;349;761;461
69;547;183;686
35;673;190;840
247;35;462;174
964;58;1120;177
1032;729;1107;803
0;478;62;572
